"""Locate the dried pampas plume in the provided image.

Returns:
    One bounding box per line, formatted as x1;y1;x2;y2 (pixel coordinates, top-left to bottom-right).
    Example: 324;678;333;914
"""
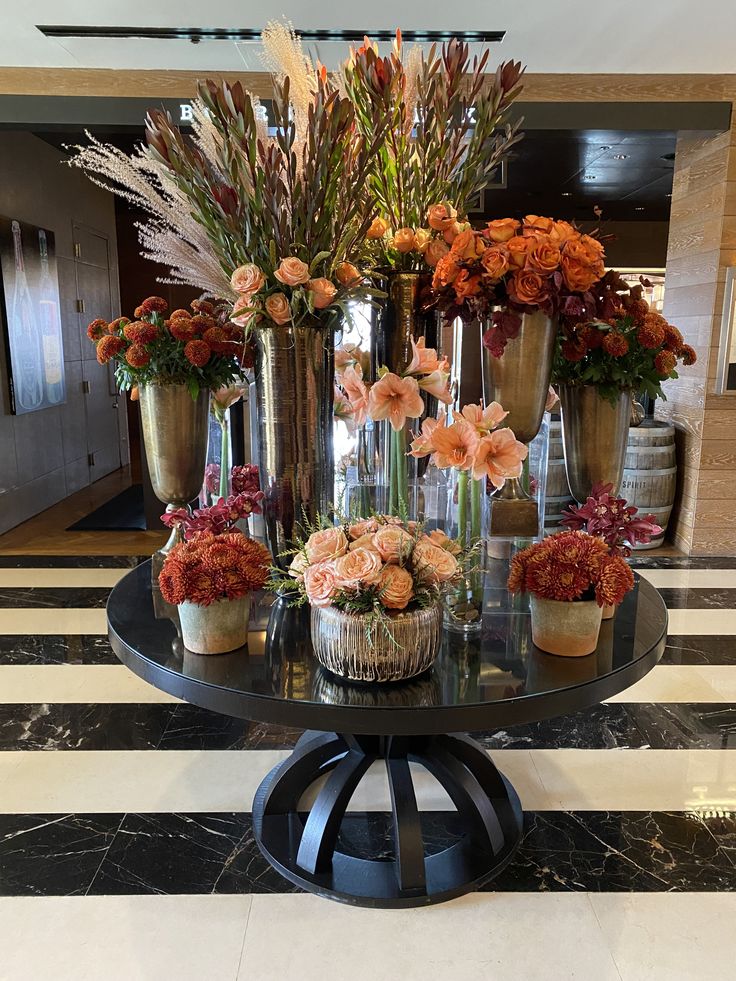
403;45;424;135
260;19;317;145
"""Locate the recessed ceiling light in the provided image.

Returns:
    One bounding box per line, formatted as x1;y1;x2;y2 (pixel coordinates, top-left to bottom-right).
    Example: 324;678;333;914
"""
613;153;630;160
583;174;596;181
561;192;572;197
634;206;645;211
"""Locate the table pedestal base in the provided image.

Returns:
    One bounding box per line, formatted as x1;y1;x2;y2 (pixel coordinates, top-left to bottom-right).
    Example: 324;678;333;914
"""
252;730;523;908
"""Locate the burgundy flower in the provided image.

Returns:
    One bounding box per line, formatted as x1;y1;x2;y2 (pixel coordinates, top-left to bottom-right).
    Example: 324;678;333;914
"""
562;482;662;557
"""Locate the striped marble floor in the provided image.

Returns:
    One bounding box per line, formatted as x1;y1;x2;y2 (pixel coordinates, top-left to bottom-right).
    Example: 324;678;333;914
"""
0;554;735;980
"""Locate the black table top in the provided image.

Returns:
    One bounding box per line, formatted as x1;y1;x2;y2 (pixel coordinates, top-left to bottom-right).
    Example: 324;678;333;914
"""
108;559;667;735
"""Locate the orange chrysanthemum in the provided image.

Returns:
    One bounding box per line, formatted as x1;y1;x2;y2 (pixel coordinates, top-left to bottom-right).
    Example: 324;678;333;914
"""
191;299;214;315
628;298;650;326
202;326;229;353
636;319;665;349
168;319;197;343
662;324;684;352
580;324;604;350
123;321;158;344
561;338;587;362
125;344;151;368
169;308;192;322
654;349;677;377
602;331;629;358
595;555;635;607
96;334;125;364
184;339;211;367
86;318;108;341
680;344;697;366
107;317;130;334
139;295;168;315
159;532;270;605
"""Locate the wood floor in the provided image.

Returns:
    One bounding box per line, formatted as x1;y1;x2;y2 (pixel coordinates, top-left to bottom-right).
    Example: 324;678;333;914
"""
0;468;167;556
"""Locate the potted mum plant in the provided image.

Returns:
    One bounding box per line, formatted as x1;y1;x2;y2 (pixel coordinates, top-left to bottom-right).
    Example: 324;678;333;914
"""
508;530;634;657
275;516;466;683
159;532;271;654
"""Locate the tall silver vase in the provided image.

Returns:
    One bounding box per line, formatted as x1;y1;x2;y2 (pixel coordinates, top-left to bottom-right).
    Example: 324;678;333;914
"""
558;385;631;504
138;382;210;553
480;312;558;536
254;323;334;568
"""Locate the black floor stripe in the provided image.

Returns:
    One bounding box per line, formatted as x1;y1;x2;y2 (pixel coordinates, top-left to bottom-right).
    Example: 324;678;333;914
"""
0;588;111;609
0;636;116;665
0;556;146;568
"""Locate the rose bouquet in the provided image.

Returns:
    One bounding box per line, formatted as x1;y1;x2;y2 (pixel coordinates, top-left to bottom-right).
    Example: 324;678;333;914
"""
552;273;697;403
561;482;662;557
86;296;245;398
426;215;607;356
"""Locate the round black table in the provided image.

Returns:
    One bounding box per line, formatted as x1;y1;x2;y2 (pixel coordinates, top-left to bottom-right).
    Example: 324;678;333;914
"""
108;560;667;908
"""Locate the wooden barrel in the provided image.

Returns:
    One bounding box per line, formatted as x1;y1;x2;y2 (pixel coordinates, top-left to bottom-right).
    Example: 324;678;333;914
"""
620;421;676;549
544;420;575;535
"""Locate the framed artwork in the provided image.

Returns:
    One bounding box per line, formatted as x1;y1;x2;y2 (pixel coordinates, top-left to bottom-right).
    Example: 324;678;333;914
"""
0;216;66;413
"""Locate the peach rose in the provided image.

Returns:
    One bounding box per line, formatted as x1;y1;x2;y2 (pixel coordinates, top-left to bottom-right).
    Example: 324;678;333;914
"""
413;540;459;583
526;240;561;274
378;564;414;610
304;527;349;563
274;257;310;287
392;227;416;253
427;203;458;232
231;294;258;328
505;236;530;269
423;529;462;555
549;220;577;246
303;560;338;608
413;228;432;253
333;547;383;588
264;292;291;325
367;216;389;239
511;269;549;306
425;238;449;268
432;254;460;288
485;218;520;243
480;246;509;280
231;263;265;295
450;228;482;262
443;220;466;245
374;525;414;564
348;517;380;540
307;278;338;309
523;215;554;236
335;261;361;286
288;551;309;581
454;270;482;301
349;532;381;553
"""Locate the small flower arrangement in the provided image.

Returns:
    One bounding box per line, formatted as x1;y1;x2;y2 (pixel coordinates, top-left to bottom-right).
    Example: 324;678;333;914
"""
162;492;264;541
204;464;260;497
425;215;606;357
87;296;245;398
553;274;697;403
159;532;271;607
508;529;634;607
561;483;662;556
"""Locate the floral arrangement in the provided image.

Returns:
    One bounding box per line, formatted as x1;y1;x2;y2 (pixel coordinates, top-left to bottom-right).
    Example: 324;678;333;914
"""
159;532;270;607
425;215;606;356
342;32;524;271
86;296;245;397
276;517;465;623
508;530;635;607
552;273;697;403
162;491;264;541
204;464;260;498
561;482;662;556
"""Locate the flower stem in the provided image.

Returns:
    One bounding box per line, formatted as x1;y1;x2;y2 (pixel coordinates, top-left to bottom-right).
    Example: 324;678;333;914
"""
218;416;230;501
388;427;398;516
457;469;469;549
394;427;408;517
470;475;482;545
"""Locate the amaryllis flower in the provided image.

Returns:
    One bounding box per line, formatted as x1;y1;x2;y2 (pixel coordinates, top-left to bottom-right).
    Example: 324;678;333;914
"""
367;372;425;431
333;387;357;433
417;368;453;404
459;401;508;433
406;337;444;375
340;365;370;426
562;482;662;557
409;414;445;459
211;383;248;423
471;428;528;488
429;418;479;470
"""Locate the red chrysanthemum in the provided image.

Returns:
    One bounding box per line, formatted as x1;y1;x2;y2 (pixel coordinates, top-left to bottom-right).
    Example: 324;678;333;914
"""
168;319;197;343
602;331;629;357
86;318;108;341
96;334;125;364
580;324;604;350
202;326;229;353
193;314;218;334
561;338;587;362
169;308;192;322
191;299;214;315
636;319;666;349
159;532;270;605
184;339;211;367
107;317;130;334
134;305;145;318
125;344;151;368
662;324;684;352
680;344;697;366
595;555;635;606
139;295;168;315
123;321;158;344
654;349;677;377
628;298;650;326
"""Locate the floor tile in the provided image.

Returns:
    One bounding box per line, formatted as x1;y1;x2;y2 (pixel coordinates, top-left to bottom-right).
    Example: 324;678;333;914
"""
0;569;125;588
0;665;180;703
663;635;736;666
606;665;736;703
0;587;111;609
640;569;736;589
0;608;107;634
666;609;736;634
0;634;117;665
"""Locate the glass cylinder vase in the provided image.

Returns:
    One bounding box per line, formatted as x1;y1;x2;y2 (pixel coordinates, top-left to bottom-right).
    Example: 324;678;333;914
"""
443;469;489;635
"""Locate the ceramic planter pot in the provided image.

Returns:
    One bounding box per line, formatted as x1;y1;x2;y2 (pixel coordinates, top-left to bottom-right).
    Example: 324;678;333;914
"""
178;594;251;654
601;603;616;620
530;595;602;657
310;603;442;683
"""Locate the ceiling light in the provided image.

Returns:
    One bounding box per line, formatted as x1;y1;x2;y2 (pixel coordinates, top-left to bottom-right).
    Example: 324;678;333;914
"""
634;206;645;211
561;192;572;197
583;174;596;181
613;153;630;160
37;24;506;43
598;145;611;151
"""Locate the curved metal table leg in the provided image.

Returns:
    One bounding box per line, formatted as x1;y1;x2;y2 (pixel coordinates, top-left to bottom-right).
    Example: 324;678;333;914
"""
253;731;523;908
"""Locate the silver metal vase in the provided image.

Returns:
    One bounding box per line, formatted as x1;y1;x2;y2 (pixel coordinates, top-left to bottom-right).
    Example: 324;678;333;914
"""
138;382;210;553
480;312;558;537
254;323;334;569
558;384;632;503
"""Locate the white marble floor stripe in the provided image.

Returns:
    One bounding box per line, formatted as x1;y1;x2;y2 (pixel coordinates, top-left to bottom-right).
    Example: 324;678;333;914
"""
639;569;736;589
1;747;735;813
665;608;736;634
0;569;126;588
0;662;733;705
0;609;108;635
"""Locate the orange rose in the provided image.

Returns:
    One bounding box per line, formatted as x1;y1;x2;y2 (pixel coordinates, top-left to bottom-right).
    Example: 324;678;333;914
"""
443;220;466;245
393;227;416;253
264;292;291;325
427;202;458;231
505;236;530;269
274;257;310;287
454;269;482;301
425;238;449;268
333;547;383;589
450;228;483;261
378;564;414;610
481;246;510;280
523;215;554;236
560;257;600;292
549;221;577;246
485;218;520;243
307;277;338;309
335;262;361;286
413;540;459;584
526;239;561;274
511;269;548;306
413;228;432;253
432;254;460;288
579;234;605;260
305;527;349;563
230;263;265;295
367;216;389;239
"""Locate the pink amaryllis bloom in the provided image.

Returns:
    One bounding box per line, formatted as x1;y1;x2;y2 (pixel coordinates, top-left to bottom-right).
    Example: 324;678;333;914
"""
333;387;357;432
459;401;508;433
417;368;453;404
340;364;370;427
409;414;446;459
367;372;425;431
406;336;445;375
471;428;528;488
212;383;248;422
430;417;480;470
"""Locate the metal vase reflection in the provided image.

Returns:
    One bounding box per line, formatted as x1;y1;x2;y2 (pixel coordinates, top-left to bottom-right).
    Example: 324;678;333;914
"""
480;312;558;536
254;324;334;569
138;382;210;553
558;384;631;503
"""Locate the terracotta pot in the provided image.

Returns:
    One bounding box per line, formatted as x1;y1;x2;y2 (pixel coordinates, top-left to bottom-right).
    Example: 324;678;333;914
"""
178;594;251;654
530;595;602;657
601;603;616;620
